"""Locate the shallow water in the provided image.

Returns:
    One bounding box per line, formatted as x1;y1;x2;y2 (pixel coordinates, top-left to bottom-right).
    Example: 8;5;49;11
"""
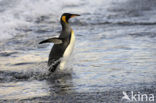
0;0;156;102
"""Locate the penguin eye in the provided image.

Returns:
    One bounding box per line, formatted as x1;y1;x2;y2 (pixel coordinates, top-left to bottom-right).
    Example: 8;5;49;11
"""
66;15;71;20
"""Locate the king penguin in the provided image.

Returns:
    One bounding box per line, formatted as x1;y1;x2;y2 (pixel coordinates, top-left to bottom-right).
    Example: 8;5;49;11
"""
39;13;80;72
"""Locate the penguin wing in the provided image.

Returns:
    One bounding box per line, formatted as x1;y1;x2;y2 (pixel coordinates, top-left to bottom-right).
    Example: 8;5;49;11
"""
39;38;64;44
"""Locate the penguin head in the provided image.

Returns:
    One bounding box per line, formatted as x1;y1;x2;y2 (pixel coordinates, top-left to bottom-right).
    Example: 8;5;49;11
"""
61;13;80;23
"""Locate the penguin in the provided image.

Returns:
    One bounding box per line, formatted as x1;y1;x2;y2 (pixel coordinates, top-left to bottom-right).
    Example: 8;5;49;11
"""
39;13;80;72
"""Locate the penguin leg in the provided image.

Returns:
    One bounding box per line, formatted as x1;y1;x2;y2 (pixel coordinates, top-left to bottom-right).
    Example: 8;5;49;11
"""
39;38;63;44
49;61;60;72
48;58;62;73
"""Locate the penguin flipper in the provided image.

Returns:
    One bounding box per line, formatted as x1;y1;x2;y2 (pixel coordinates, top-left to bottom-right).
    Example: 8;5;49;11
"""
39;38;63;44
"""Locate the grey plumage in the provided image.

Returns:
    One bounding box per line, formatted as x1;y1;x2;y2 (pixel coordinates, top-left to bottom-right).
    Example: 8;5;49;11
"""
48;24;71;72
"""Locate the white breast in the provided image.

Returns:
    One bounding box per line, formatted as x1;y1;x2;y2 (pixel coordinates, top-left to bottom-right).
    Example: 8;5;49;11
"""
59;30;75;70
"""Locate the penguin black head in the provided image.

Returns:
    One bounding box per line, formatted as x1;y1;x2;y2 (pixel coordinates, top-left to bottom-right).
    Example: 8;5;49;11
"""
61;13;80;23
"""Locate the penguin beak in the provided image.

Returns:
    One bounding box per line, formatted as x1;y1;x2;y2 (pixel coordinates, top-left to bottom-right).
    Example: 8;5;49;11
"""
71;14;80;18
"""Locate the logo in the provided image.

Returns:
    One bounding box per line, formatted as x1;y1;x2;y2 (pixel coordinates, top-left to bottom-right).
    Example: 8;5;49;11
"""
121;91;154;102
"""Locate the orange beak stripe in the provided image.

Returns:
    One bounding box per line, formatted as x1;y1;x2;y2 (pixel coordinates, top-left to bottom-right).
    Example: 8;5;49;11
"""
71;14;80;18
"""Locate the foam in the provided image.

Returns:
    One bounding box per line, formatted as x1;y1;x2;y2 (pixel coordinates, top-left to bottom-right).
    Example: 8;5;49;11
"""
0;0;83;41
0;0;117;41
